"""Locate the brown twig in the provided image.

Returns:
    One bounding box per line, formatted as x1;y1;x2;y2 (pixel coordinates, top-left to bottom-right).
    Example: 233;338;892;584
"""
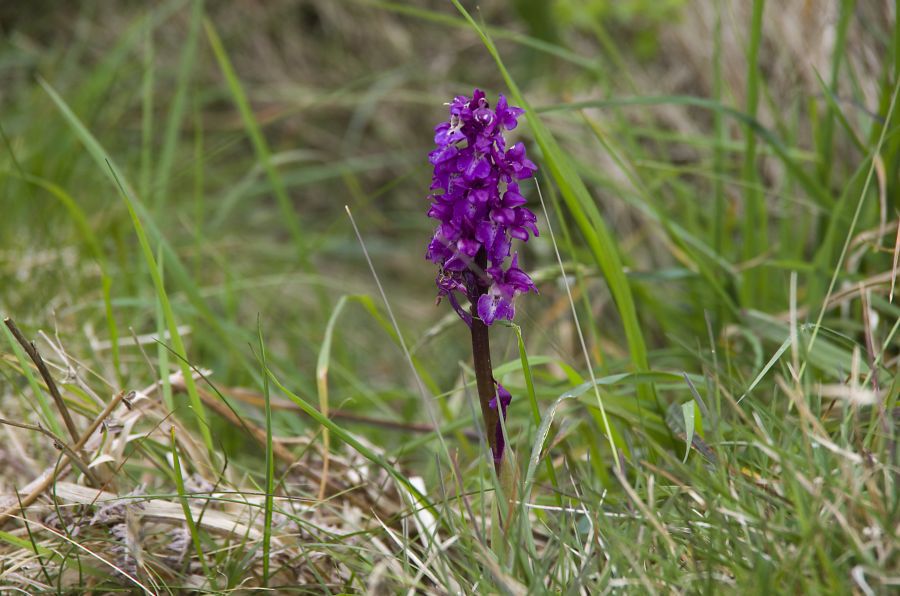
322;409;478;439
179;381;478;440
4;318;80;445
73;391;130;455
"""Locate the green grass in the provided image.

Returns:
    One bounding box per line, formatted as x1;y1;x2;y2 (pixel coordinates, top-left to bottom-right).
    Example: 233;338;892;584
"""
0;1;897;593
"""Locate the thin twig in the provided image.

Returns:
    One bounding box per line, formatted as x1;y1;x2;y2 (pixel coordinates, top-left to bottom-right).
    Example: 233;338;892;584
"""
193;381;478;439
75;390;129;451
4;318;81;445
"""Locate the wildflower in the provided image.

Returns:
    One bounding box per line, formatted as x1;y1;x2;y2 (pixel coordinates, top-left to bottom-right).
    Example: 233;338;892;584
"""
425;89;539;469
426;89;538;327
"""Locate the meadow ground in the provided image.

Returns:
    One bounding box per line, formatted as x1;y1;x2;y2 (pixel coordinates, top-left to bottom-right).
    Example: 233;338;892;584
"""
0;0;898;593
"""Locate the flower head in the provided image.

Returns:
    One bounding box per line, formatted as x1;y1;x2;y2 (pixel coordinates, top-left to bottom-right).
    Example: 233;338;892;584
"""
426;89;539;326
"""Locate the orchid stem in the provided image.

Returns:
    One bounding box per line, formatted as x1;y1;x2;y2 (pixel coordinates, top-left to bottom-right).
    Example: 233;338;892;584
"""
470;250;501;474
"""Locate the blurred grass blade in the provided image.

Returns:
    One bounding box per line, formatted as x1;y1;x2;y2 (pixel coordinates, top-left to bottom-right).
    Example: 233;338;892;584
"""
0;530;53;557
154;0;202;207
740;0;766;307
738;335;791;404
10;172;122;384
256;320;275;587
353;0;600;73
156;245;174;412
204;17;307;259
680;402;695;463
38;75;250;399
512;322;561;498
316;295;350;500
539;95;831;207
266;368;427;504
450;0;655;410
139;16;155;199
580;113;740;319
107;163;214;456
522;391;578;506
537;179;623;469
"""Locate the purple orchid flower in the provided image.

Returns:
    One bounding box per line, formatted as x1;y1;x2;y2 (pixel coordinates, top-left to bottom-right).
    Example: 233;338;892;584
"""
425;89;539;325
425;89;539;468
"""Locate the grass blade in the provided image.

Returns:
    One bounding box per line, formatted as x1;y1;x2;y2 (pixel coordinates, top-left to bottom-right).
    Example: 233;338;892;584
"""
740;0;767;307
256;319;275;587
154;0;202;208
39;77;225;458
105;160;214;457
170;427;213;586
316;295;349;499
450;0;655;412
737;335;791;404
204;17;307;258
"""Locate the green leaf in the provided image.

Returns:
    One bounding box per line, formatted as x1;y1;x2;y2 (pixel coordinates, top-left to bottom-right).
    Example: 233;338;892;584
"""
680;401;695;463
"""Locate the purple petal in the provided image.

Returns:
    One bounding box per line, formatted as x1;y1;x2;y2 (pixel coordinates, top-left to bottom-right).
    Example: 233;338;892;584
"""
496;298;514;321
473;107;496;130
506;269;534;292
434;122;464;146
509;227;529;241
489;382;513;412
514;208;539;237
493;427;505;463
502;186;527;208
506;142;524;161
485;264;505;284
443;255;467;272
477;293;499;326
491;381;513;463
488;235;511;265
427;89;539;328
515;159;537;179
426;238;449;263
496;95;524;130
439;222;460;242
436;273;463;293
470;188;490;204
475;221;495;244
429;144;458;165
491;207;516;225
463;155;491;180
457;237;480;257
